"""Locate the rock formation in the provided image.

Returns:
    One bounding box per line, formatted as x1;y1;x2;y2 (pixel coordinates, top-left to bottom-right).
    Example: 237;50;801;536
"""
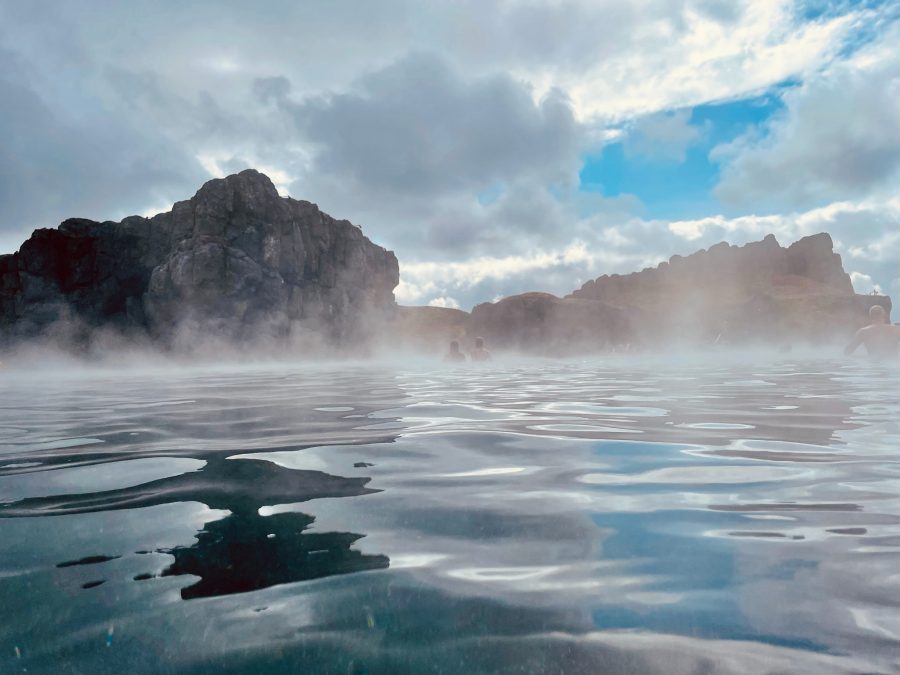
457;233;891;352
0;170;399;351
1;174;890;357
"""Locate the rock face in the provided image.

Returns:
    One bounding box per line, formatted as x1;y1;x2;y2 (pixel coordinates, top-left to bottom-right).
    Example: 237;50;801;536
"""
465;233;891;352
0;170;399;350
571;233;854;306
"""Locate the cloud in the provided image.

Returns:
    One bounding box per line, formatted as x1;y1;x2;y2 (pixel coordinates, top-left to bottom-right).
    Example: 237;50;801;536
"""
279;53;584;196
0;46;206;250
396;240;664;309
849;272;881;295
714;20;900;208
243;53;638;263
556;0;861;120
623;109;706;162
427;297;461;309
4;0;857;123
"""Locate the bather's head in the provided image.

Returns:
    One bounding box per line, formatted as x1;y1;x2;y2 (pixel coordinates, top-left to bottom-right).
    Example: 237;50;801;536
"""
475;337;484;349
869;305;887;325
449;340;461;354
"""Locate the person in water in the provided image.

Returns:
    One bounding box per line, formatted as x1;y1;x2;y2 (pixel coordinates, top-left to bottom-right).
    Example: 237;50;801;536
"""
469;337;492;362
444;340;466;362
844;305;900;359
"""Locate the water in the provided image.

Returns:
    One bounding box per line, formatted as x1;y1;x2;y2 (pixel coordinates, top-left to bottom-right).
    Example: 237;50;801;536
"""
1;356;899;674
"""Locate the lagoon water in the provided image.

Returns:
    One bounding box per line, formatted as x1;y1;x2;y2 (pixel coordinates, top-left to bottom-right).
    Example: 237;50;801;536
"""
1;356;899;674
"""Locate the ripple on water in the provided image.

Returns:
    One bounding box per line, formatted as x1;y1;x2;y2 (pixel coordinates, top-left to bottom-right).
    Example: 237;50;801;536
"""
676;422;755;430
6;437;105;452
0;457;205;503
578;464;811;486
529;423;636;435
539;402;668;417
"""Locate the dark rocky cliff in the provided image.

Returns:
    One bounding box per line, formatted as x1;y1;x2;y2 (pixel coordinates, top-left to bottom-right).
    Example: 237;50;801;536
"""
0;170;399;350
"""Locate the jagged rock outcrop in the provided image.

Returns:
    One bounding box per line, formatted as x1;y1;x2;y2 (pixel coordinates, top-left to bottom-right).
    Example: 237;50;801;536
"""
571;233;854;306
465;233;891;352
0;170;399;350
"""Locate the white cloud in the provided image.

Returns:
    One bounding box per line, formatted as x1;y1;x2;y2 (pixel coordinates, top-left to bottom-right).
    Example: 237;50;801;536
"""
715;19;900;208
427;296;461;309
623;109;706;162
849;272;881;295
556;0;861;120
397;240;665;308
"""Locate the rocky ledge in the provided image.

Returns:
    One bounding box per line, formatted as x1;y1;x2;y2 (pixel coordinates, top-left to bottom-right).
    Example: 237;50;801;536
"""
0;170;399;351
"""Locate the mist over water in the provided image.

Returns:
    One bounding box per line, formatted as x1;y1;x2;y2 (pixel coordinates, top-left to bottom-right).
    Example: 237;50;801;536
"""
1;355;899;673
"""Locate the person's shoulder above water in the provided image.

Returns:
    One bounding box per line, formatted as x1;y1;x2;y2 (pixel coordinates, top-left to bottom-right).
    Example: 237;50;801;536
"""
443;340;467;362
844;306;900;359
469;336;492;362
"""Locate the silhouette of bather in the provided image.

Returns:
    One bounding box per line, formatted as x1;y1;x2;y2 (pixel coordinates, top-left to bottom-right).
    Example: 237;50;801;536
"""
469;337;492;362
443;340;466;363
844;305;900;360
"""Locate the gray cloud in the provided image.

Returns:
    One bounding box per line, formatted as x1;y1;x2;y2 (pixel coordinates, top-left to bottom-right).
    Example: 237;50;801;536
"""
235;52;621;266
0;46;206;247
280;53;584;196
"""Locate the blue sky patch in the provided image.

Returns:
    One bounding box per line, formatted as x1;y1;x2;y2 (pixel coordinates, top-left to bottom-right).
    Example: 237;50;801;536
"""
578;93;788;220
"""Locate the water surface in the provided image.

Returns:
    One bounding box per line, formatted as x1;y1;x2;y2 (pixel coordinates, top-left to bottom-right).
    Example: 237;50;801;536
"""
1;357;898;673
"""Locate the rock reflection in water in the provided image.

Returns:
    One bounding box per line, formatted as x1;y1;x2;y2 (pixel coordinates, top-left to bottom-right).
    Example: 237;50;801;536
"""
157;510;388;599
1;456;391;599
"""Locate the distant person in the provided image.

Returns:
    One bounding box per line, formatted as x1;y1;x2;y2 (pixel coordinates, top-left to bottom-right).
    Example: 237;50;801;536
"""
469;337;492;362
443;340;466;363
844;305;900;360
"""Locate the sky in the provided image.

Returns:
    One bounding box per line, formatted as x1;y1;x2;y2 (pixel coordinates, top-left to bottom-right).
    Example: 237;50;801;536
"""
1;0;898;310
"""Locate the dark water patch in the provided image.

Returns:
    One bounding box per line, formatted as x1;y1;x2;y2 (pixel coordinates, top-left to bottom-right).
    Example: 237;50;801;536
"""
159;510;389;600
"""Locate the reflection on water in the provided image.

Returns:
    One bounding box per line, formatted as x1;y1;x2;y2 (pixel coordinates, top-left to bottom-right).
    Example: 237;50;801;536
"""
160;510;389;600
0;358;899;673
